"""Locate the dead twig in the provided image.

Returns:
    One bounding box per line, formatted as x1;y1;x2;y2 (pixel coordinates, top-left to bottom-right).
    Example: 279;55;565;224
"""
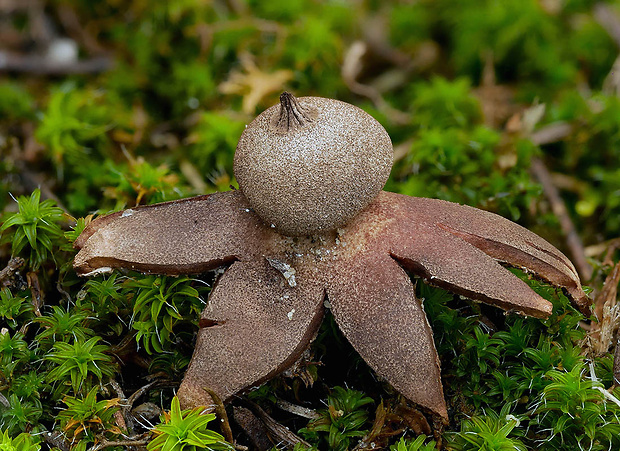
594;2;620;96
340;12;441;127
585;238;620;265
56;280;72;303
594;262;620;325
0;51;112;75
233;406;273;451
603;241;620;266
614;334;620;387
582;262;620;365
0;257;25;288
0;0;42;12
340;15;440;125
41;431;71;451
122;380;165;432
275;398;320;420
226;0;249;16
393;138;414;162
127;381;159;407
203;387;234;444
108;380;129;434
86;435;150;451
241;398;313;449
341;41;411;125
594;3;620;48
530;122;574;146
27;271;43;317
530;157;593;282
603;55;620;96
56;4;107;55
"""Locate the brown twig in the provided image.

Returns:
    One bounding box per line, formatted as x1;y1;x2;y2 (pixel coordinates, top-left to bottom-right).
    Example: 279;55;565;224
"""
393;138;415;162
127;380;159;407
86;436;150;451
0;51;112;75
0;257;25;288
107;380;129;434
275;398;320;420
530;122;573;146
341;41;411;125
233;406;273;451
603;240;620;266
41;431;71;451
584;261;620;360
585;238;620;266
594;262;620;324
122;380;168;433
56;4;107;55
203;387;234;444
530;157;593;282
594;3;620;48
241;398;313;449
27;271;43;317
340;14;440;126
614;334;620;387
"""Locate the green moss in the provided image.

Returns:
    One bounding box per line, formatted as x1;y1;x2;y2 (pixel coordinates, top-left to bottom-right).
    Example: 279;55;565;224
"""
1;1;619;449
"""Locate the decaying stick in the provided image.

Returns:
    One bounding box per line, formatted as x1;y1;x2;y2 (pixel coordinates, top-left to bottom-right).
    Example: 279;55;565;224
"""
530;157;593;283
203;387;234;444
0;257;25;288
0;52;112;75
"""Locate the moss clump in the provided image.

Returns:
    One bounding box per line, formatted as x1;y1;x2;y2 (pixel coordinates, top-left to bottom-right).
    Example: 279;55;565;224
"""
1;1;619;450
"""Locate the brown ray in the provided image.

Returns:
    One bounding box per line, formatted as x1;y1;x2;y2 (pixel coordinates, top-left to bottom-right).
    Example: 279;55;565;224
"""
363;192;590;317
177;258;325;409
74;191;266;276
391;229;553;318
326;253;448;420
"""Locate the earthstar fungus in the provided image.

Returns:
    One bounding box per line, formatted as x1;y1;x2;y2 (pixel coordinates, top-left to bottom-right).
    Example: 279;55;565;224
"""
74;93;590;421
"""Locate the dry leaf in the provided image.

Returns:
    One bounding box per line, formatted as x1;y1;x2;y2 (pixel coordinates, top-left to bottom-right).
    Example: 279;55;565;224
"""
219;53;292;113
